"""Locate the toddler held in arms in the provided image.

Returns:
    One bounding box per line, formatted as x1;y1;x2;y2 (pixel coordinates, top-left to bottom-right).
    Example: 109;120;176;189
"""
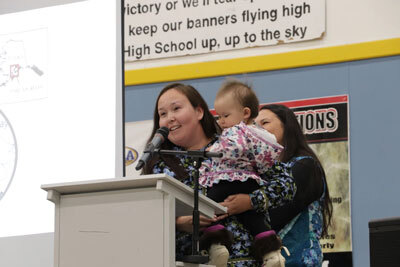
199;80;288;267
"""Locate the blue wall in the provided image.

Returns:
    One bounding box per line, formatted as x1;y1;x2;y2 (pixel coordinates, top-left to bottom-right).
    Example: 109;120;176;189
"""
125;55;400;267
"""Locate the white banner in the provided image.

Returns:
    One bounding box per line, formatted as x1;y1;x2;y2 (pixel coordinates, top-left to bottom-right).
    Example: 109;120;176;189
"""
124;0;325;61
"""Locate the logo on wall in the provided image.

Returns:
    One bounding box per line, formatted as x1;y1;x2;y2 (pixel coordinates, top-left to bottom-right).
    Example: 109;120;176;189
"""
125;146;138;166
0;110;18;201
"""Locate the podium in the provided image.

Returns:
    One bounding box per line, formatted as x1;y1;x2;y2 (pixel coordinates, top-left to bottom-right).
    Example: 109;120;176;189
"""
41;174;226;267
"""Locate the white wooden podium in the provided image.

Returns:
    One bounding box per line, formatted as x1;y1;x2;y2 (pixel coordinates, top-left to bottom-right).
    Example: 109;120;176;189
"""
41;174;226;267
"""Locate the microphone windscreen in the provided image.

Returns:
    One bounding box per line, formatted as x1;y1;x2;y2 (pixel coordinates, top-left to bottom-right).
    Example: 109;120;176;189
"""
157;126;169;139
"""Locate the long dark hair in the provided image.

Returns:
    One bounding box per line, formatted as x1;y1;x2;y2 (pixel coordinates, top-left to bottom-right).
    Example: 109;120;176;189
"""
142;83;220;179
260;104;333;236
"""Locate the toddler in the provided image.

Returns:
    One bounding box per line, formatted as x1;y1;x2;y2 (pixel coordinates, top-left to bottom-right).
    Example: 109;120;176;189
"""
199;80;287;267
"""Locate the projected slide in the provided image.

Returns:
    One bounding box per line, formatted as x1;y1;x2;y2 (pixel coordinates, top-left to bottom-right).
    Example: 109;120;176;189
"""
0;29;46;104
0;0;122;237
0;110;17;201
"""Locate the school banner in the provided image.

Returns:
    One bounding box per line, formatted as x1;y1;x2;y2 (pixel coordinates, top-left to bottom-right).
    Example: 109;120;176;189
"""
124;0;325;61
270;95;352;267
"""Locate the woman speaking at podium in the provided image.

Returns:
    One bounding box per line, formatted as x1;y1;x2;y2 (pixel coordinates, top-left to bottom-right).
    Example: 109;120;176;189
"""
142;83;295;267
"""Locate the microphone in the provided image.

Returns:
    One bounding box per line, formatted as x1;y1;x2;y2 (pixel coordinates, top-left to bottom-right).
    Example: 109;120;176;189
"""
135;127;169;171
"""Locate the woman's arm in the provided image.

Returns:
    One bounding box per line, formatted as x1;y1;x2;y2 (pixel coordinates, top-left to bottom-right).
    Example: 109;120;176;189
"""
176;215;219;233
250;161;297;212
221;161;296;216
269;158;324;231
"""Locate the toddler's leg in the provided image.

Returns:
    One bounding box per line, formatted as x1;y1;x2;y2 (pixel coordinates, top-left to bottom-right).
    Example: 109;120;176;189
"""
236;211;285;265
206;180;240;203
224;211;286;267
200;224;232;267
201;182;240;266
207;244;229;267
223;179;272;237
261;248;287;267
252;230;284;266
217;181;287;266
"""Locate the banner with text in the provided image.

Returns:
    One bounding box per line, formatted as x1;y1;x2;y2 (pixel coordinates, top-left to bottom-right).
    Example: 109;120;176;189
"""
124;0;325;61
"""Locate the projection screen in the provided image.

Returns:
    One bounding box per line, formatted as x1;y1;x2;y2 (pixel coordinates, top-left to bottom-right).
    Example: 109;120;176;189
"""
0;0;123;238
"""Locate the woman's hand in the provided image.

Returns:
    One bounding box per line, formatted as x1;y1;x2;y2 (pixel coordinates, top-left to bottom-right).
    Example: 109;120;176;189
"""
176;215;218;233
220;194;253;216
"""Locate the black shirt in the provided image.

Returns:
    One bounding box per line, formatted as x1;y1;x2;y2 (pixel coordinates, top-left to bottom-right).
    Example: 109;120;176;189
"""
269;157;324;231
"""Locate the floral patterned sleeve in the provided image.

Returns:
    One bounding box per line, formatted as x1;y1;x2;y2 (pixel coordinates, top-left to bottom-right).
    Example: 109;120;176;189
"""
249;161;296;213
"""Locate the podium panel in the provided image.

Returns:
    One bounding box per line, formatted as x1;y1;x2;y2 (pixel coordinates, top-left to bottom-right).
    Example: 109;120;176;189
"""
59;189;165;267
42;174;225;267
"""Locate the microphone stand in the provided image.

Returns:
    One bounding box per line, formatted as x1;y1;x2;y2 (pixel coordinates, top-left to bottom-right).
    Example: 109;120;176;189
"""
147;149;222;264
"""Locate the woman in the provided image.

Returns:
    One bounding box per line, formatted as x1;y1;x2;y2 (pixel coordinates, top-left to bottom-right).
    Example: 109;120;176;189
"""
254;104;333;266
143;83;296;266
